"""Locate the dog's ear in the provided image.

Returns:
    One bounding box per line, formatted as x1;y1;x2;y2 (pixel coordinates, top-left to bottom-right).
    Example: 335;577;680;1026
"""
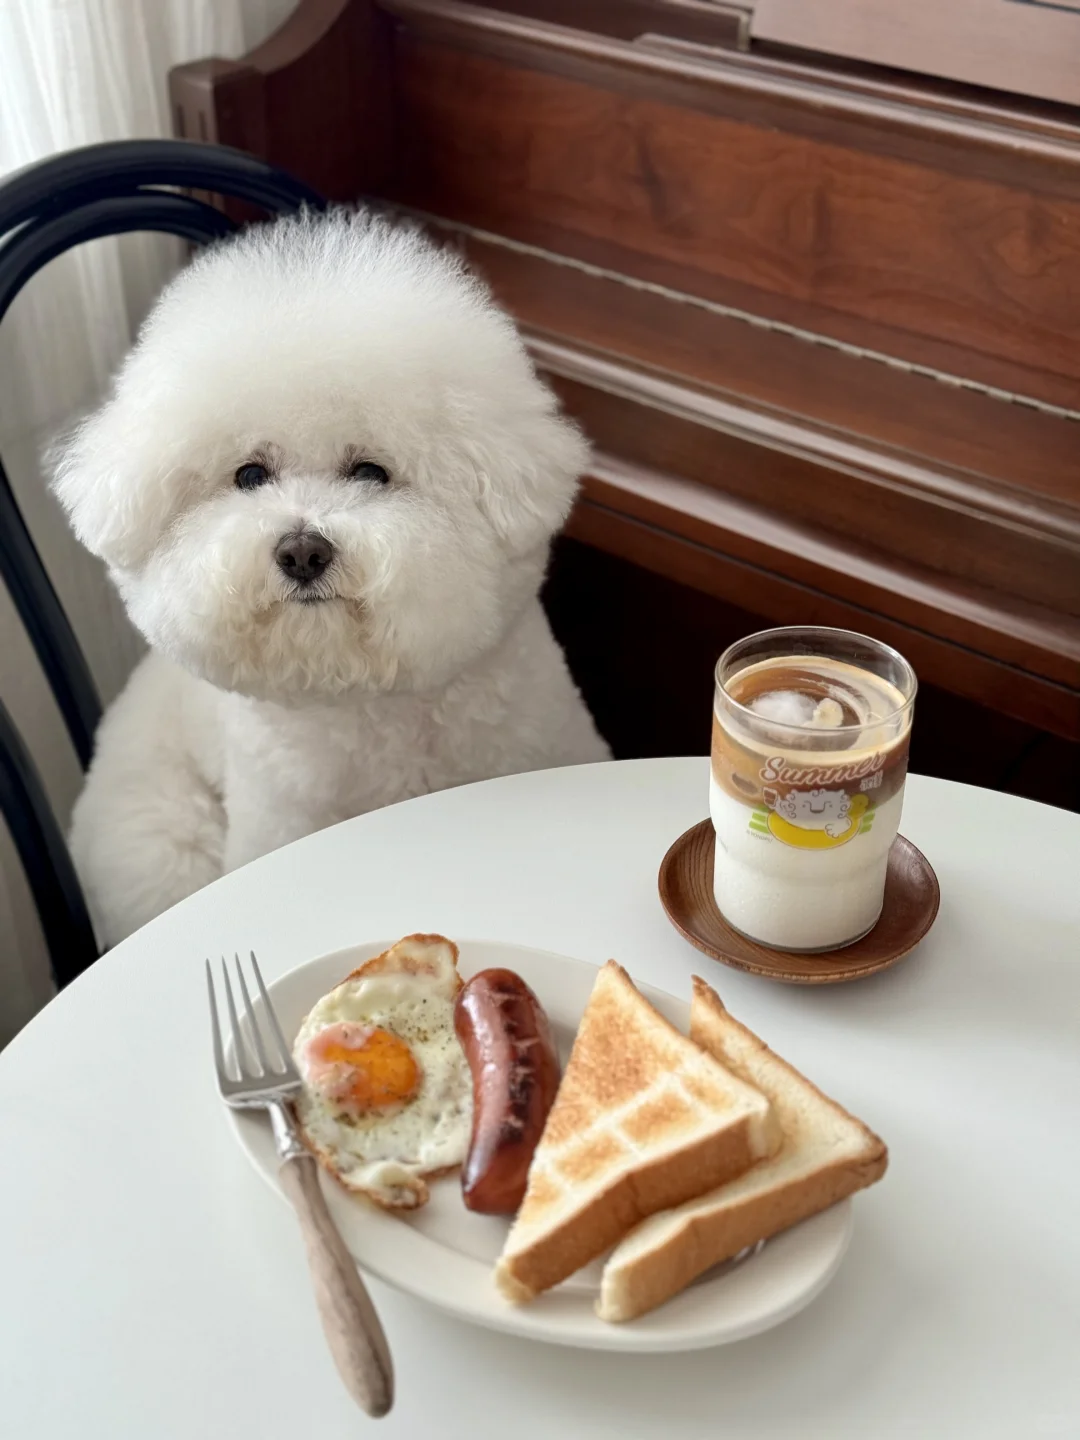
467;399;591;556
49;385;195;571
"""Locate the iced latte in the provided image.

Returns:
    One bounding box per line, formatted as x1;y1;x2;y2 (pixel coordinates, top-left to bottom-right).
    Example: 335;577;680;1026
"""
711;627;917;951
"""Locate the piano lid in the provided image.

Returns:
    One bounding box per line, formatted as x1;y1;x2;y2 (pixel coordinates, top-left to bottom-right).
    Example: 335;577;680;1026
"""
752;0;1080;108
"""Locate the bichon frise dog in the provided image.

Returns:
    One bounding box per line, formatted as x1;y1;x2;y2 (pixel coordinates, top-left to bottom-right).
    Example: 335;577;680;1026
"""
52;209;609;947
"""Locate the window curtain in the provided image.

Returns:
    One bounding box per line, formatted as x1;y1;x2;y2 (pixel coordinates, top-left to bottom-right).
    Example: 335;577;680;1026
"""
0;0;300;1043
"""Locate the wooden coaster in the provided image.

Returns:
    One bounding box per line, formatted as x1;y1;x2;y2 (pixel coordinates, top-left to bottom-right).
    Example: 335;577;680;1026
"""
658;820;940;985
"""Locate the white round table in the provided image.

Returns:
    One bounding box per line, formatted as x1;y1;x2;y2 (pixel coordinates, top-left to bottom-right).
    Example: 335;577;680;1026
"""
2;761;1078;1438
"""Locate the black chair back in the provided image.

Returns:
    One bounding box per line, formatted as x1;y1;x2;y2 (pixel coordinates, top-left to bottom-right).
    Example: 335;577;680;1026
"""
0;139;324;988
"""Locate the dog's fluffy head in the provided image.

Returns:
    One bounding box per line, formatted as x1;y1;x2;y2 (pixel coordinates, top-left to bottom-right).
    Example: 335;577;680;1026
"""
51;208;588;697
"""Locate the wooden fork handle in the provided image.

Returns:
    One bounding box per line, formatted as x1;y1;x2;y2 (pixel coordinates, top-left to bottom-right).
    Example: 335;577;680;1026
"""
279;1153;394;1418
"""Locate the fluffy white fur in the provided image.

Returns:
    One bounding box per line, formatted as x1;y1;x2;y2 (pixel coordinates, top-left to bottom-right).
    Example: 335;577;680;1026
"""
52;209;608;946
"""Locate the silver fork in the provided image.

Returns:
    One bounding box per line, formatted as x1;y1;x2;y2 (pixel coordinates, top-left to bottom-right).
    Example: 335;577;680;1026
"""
207;953;394;1418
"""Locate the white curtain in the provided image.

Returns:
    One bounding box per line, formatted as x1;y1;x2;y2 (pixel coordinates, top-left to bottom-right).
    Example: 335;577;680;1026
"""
0;0;300;1044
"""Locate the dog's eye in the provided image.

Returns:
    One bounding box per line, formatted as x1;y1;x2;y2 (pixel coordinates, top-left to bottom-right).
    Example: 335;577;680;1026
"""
235;462;270;490
347;460;389;485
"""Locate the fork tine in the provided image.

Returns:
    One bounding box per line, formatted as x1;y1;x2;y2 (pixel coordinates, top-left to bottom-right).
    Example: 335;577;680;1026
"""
250;951;293;1073
220;956;253;1078
234;953;270;1076
206;960;229;1089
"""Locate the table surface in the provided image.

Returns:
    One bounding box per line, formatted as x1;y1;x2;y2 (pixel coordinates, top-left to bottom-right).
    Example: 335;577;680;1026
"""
2;760;1079;1439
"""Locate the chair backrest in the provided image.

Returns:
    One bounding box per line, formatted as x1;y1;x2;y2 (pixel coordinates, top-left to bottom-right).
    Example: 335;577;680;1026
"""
0;138;324;988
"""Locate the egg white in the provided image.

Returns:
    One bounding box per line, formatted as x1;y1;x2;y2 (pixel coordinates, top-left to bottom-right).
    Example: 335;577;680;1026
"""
294;969;472;1209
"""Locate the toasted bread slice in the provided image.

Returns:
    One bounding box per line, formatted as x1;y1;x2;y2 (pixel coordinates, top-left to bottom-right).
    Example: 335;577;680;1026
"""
494;961;780;1303
597;978;888;1322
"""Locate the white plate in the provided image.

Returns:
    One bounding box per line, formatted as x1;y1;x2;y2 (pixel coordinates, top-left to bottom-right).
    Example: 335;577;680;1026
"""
227;940;853;1352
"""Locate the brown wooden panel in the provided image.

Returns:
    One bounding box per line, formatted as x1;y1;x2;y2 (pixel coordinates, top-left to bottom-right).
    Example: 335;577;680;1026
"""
565;498;1080;739
753;0;1080;108
543;536;1080;812
386;0;1080;197
534;345;1080;618
171;0;396;203
387;2;1080;402
467;233;1080;514
482;0;750;48
577;455;1080;690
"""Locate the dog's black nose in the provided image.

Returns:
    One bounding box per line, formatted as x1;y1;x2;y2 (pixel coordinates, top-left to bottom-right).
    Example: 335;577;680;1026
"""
275;531;333;583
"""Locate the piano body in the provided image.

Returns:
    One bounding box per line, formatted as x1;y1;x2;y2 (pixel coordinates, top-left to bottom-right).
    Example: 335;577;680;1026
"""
171;0;1080;802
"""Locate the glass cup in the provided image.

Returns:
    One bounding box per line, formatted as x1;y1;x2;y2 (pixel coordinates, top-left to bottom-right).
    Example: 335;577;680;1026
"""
710;626;917;952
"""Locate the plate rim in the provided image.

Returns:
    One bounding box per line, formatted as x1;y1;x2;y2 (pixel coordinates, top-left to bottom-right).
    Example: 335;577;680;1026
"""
225;937;854;1351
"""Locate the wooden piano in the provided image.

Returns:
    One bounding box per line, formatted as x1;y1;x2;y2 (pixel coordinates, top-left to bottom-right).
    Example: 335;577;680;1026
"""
171;0;1080;806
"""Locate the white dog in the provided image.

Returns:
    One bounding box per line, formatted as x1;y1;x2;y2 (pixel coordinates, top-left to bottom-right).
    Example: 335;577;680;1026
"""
52;209;608;947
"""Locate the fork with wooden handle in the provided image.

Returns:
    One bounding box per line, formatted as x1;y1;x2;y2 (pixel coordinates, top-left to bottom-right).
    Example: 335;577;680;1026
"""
207;953;394;1418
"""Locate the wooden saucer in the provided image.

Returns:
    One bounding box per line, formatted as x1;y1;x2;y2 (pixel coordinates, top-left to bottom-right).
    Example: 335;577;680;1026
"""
658;820;939;985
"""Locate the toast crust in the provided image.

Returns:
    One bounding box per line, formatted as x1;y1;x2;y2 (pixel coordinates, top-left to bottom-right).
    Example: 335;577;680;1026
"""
597;978;887;1322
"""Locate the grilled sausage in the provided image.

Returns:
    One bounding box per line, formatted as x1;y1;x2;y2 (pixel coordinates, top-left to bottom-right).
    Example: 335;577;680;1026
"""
454;968;561;1214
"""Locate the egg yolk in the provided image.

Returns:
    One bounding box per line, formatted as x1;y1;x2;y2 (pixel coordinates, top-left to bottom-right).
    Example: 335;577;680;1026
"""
306;1022;420;1113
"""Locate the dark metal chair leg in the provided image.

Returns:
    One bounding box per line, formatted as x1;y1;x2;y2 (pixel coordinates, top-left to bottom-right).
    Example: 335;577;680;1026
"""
0;699;98;987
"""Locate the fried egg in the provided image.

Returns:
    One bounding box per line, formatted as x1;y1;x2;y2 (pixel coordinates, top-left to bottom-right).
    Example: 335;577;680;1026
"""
293;934;472;1209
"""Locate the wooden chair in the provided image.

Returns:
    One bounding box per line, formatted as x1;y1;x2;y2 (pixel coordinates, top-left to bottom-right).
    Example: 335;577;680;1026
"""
0;138;323;987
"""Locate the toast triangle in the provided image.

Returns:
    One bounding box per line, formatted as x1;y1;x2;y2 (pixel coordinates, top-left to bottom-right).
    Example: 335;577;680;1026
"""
597;977;888;1322
495;961;780;1303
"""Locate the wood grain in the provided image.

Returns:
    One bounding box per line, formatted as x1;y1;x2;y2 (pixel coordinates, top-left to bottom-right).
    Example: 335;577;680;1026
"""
575;455;1080;690
658;819;940;984
388;3;1080;402
465;233;1080;514
386;0;1080;187
542;538;1080;810
279;1154;394;1417
538;343;1080;619
565;499;1080;740
171;0;396;205
753;0;1080;108
473;0;750;48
